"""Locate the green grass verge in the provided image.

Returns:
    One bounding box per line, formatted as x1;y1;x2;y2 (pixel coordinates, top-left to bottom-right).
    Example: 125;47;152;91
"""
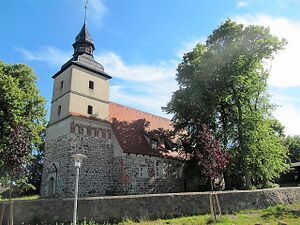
0;195;40;201
77;202;300;225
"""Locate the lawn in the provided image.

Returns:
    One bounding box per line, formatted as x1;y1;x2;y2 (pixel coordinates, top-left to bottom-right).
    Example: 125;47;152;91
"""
79;203;300;225
0;195;40;201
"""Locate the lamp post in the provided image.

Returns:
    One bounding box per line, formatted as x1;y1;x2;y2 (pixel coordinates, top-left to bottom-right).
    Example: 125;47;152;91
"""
72;153;86;225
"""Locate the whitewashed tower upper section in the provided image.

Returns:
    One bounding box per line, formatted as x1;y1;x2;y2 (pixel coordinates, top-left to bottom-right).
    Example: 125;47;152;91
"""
49;23;112;126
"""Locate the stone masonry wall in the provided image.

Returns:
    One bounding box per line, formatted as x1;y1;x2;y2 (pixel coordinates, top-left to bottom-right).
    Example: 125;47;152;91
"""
41;116;188;198
40;134;72;197
40;118;113;198
2;187;300;224
70;134;113;197
111;154;184;195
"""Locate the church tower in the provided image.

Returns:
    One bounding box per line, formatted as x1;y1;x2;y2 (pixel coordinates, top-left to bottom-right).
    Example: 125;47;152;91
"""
40;23;114;198
49;23;111;125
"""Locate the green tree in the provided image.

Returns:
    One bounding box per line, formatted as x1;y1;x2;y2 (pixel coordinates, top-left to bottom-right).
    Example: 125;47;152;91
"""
164;20;288;189
270;118;285;138
284;135;300;163
0;61;46;193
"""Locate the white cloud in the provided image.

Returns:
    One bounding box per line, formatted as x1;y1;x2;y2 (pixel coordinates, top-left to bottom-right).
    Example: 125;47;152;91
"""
273;95;300;135
16;46;178;116
176;38;204;58
17;46;177;83
235;14;300;135
15;46;71;67
95;52;177;82
235;14;300;88
88;0;109;26
237;1;248;8
110;84;174;118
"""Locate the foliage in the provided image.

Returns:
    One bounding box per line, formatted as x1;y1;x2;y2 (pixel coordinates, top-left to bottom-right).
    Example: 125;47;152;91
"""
182;125;230;183
270;118;285;139
284;135;300;163
0;61;46;192
164;19;288;189
24;129;45;195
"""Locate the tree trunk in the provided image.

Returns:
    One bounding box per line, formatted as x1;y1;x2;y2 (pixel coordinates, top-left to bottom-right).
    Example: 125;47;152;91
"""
224;170;233;190
245;169;252;189
233;89;252;189
210;179;216;222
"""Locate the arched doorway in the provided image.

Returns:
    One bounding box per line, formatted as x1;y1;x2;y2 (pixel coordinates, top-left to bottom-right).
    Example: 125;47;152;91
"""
48;177;55;196
47;163;58;197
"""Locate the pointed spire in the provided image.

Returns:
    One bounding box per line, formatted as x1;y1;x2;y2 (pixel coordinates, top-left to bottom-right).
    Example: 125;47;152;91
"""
54;0;110;78
84;0;88;24
72;0;95;56
72;23;95;56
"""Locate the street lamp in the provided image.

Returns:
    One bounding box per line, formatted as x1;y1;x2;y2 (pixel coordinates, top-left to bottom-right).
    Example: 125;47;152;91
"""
72;153;86;225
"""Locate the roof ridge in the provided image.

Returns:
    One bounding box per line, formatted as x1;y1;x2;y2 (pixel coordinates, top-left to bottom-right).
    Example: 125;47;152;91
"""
109;101;172;122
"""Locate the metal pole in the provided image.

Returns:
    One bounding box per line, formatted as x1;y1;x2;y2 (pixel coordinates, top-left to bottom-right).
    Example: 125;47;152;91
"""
73;166;80;225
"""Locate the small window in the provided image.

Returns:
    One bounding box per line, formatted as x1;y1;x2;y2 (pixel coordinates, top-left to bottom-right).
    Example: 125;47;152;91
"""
60;81;64;90
156;161;160;176
57;105;61;116
87;105;93;115
89;81;94;90
139;166;148;178
86;47;92;54
139;167;143;178
150;139;158;149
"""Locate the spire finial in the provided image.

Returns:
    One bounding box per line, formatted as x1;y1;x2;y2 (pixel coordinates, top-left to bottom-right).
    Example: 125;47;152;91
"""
84;0;88;24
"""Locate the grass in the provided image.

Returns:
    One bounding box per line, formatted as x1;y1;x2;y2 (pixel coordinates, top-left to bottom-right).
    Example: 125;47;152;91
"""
0;195;40;201
76;202;300;225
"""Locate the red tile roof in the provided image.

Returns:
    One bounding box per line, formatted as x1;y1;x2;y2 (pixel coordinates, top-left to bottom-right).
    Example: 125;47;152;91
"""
109;102;181;159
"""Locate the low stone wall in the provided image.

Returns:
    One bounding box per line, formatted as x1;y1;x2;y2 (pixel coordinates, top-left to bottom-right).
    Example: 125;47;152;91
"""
1;187;300;225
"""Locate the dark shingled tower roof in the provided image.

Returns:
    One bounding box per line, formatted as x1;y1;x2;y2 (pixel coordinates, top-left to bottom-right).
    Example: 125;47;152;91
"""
73;23;95;55
52;23;111;79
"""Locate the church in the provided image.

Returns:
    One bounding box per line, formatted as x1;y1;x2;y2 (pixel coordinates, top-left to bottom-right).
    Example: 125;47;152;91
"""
40;23;192;198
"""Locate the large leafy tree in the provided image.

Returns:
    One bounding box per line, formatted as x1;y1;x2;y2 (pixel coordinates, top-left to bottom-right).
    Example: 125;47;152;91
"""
164;20;288;189
284;135;300;163
0;61;46;194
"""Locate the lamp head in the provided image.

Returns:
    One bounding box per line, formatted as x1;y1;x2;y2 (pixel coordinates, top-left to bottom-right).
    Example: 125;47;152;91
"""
72;154;87;168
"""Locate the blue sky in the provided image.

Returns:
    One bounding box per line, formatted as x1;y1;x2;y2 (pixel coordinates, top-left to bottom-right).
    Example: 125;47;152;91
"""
1;0;300;135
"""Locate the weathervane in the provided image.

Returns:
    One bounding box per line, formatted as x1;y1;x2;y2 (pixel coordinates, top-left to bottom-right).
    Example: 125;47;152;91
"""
84;0;88;24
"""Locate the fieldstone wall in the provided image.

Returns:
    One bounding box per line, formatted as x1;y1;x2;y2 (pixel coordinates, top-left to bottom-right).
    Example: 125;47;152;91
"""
1;187;300;225
41;116;188;198
111;154;184;195
40;117;113;198
40;134;72;197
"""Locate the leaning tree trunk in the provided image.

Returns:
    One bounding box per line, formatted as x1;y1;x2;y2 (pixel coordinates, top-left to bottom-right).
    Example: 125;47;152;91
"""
234;89;252;189
209;178;221;222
